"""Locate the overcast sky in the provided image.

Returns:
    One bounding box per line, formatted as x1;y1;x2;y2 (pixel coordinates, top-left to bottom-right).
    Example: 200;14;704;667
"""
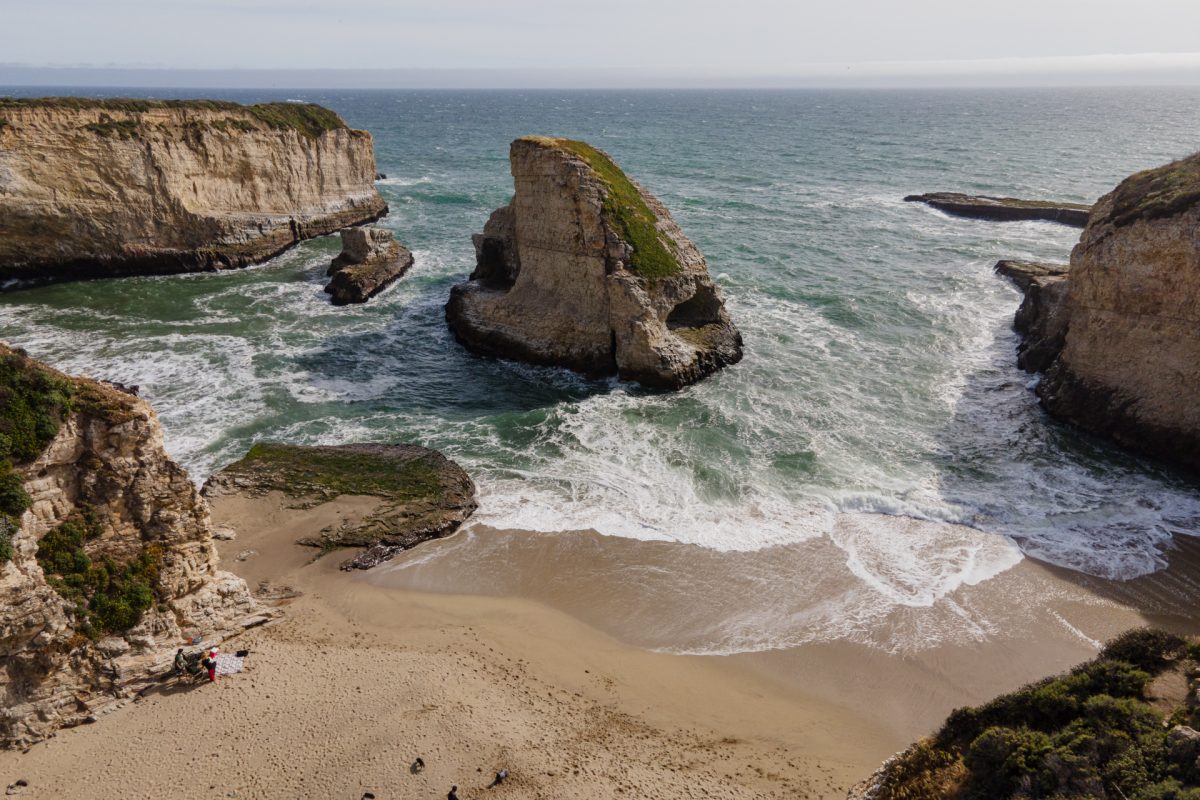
3;0;1200;87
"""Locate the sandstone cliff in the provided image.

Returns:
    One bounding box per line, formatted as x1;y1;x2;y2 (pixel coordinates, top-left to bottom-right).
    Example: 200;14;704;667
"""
1013;151;1200;469
446;137;742;389
0;98;387;284
0;345;263;747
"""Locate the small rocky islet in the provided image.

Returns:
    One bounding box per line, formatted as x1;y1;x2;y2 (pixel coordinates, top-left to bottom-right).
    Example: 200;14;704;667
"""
905;191;1092;227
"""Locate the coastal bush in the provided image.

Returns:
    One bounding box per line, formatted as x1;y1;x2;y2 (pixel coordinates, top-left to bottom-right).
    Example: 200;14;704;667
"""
246;103;346;138
83;114;141;139
876;628;1200;800
36;512;161;636
553;138;683;279
1100;151;1200;229
0;517;14;563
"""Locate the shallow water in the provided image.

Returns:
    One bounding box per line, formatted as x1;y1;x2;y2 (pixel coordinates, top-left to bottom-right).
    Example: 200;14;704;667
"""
3;86;1200;651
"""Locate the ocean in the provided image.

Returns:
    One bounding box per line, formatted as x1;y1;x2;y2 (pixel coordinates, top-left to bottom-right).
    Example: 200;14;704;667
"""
3;86;1200;652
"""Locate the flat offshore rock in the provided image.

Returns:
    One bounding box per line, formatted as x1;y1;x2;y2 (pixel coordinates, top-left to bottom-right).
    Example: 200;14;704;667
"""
993;259;1070;292
905;192;1091;227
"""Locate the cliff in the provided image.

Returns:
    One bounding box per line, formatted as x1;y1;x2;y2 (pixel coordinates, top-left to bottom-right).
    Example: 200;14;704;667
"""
1015;151;1200;469
0;345;263;747
0;98;387;284
446;137;743;389
906;192;1091;227
203;442;476;570
847;629;1200;800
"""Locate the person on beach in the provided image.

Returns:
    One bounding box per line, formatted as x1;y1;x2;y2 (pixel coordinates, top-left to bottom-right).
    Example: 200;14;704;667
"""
488;769;508;787
448;785;459;800
202;649;218;682
173;648;187;677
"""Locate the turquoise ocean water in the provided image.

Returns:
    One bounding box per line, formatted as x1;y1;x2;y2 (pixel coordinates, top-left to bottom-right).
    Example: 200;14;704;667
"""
3;87;1200;648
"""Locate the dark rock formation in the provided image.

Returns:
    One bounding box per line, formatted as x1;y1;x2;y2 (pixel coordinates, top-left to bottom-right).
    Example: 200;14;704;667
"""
1010;151;1200;470
203;442;477;569
0;98;387;286
993;259;1069;292
906;192;1091;227
0;344;263;747
324;227;413;305
447;136;742;390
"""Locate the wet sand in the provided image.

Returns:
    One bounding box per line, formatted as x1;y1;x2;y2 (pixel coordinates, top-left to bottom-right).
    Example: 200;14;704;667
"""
4;495;1200;799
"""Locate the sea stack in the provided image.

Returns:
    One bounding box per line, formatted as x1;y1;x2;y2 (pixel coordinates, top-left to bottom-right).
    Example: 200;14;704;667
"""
0;345;264;747
0;98;387;284
1011;151;1200;469
446;136;742;389
324;227;414;305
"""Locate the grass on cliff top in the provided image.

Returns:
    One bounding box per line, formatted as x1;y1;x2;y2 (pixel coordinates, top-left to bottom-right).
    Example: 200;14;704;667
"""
527;137;682;279
871;628;1200;800
0;347;138;562
221;442;445;503
1099;151;1200;229
36;510;161;637
0;97;348;139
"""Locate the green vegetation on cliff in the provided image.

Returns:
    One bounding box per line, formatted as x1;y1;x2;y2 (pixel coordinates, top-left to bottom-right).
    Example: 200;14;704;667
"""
36;510;161;636
217;442;445;502
1100;151;1200;229
0;347;137;563
869;629;1200;800
547;138;682;279
0;97;349;139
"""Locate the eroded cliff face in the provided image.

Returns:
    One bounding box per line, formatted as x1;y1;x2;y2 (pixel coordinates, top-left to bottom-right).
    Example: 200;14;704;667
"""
0;345;263;747
446;137;742;389
0;98;387;283
1019;152;1200;469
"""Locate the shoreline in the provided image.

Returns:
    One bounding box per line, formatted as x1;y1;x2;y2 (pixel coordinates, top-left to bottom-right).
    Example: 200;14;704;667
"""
5;494;1200;798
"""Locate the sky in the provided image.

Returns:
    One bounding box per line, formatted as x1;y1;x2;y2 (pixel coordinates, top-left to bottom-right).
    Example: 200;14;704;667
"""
2;0;1200;87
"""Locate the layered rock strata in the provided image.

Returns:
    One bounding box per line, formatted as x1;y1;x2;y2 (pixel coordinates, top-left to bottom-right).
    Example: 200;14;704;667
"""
906;192;1091;227
995;261;1071;373
203;442;477;569
0;98;387;284
0;345;264;748
324;227;413;305
1011;151;1200;469
446;136;743;389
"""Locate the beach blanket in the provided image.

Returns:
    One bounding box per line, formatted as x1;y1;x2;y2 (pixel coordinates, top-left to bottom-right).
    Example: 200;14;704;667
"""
214;653;245;676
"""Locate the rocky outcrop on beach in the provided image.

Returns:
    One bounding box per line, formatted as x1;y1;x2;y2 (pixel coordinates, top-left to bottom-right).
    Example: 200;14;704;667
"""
0;98;387;284
324;227;413;305
446;136;743;389
0;345;264;748
203;442;477;569
1011;151;1200;469
906;192;1091;227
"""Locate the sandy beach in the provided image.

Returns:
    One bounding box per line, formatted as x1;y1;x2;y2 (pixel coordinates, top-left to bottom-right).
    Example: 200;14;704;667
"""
4;493;1200;799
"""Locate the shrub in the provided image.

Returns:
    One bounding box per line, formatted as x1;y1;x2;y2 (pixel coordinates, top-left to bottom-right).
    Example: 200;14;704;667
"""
1101;628;1188;672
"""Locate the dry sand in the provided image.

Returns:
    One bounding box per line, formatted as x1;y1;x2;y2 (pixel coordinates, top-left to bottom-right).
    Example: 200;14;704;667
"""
4;494;1200;800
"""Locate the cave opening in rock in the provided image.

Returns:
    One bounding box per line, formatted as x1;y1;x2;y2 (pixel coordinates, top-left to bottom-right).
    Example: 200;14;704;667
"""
666;283;723;330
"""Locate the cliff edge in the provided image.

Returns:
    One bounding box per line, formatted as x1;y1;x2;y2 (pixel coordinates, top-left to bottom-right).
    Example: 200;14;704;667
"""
1013;151;1200;469
446;137;742;389
0;345;264;747
0;98;387;284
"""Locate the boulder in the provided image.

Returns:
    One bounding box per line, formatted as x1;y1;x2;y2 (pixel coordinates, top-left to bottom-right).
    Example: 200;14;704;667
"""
324;227;413;305
906;192;1091;227
446;136;742;390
